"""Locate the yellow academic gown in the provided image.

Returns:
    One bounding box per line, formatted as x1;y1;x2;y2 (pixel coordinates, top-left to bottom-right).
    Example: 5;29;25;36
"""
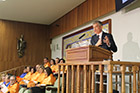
51;65;57;72
27;72;41;88
44;62;51;68
54;65;67;73
7;82;19;93
27;73;46;88
19;72;32;85
40;74;56;85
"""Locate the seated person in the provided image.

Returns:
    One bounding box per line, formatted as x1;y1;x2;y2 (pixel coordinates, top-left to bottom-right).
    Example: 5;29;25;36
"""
52;58;60;73
19;67;36;85
17;66;32;82
50;59;56;72
0;74;6;83
55;57;60;65
0;74;10;93
59;58;65;63
7;75;19;93
60;58;67;70
20;66;28;78
27;65;46;87
43;57;50;68
19;67;56;93
55;58;66;73
3;74;11;87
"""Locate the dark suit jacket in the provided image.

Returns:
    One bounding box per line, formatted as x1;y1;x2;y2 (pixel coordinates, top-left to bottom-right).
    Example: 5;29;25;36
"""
91;32;117;52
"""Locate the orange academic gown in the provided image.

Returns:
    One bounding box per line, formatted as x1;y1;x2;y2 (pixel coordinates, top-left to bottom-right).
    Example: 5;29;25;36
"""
44;62;51;68
7;82;19;93
19;72;33;85
40;74;56;85
27;72;41;88
51;65;57;72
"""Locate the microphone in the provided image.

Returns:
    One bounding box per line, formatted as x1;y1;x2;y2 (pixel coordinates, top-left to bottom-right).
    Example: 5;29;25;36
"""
79;34;85;39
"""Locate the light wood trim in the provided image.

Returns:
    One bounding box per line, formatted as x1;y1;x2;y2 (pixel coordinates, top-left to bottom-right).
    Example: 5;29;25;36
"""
88;65;91;93
66;65;69;93
76;65;80;93
138;67;140;93
62;65;65;93
99;65;103;93
71;65;74;93
91;65;95;93
108;64;113;93
129;67;132;93
132;66;137;93
58;61;140;93
115;66;118;90
0;65;25;74
84;65;87;93
57;65;60;93
121;65;126;93
103;61;140;66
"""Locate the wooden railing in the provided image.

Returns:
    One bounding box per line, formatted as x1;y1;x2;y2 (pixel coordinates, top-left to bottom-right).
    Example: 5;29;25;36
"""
57;61;140;93
0;65;26;80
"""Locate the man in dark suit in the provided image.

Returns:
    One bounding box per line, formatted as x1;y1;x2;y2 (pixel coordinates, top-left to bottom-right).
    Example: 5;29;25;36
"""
91;21;117;52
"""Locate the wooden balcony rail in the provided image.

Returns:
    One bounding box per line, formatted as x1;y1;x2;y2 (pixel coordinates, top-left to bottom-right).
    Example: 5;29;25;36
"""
0;65;26;80
57;61;140;93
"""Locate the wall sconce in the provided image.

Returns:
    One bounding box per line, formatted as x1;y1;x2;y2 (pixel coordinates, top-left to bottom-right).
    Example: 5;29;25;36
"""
56;44;60;50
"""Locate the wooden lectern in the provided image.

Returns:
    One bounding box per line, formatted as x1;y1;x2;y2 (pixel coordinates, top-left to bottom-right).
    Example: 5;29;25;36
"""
66;45;112;63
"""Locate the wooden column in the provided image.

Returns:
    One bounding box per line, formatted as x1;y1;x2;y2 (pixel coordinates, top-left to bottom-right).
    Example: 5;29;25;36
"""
62;65;65;93
57;65;61;93
99;65;103;93
129;67;132;93
84;65;87;93
138;67;140;93
132;66;137;93
76;65;80;93
91;65;95;93
71;65;75;93
108;64;113;93
88;65;91;93
66;65;69;93
115;66;118;90
121;65;126;93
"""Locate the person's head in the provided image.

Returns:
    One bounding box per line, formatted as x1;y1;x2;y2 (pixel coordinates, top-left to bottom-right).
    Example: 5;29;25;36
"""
5;74;11;83
93;21;103;34
23;66;27;73
39;65;45;73
35;64;40;72
1;73;6;82
44;67;53;77
50;59;56;65
55;57;60;64
10;76;16;85
26;66;31;72
59;58;65;63
44;57;49;64
31;67;36;74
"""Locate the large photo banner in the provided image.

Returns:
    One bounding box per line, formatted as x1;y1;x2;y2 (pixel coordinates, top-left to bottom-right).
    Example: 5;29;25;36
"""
62;19;111;59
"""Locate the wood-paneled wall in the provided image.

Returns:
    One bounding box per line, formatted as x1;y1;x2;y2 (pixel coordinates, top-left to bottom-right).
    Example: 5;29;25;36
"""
50;0;115;38
0;20;50;72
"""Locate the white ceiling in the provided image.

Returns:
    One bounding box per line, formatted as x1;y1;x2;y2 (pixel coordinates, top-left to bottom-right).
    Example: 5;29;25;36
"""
0;0;85;25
